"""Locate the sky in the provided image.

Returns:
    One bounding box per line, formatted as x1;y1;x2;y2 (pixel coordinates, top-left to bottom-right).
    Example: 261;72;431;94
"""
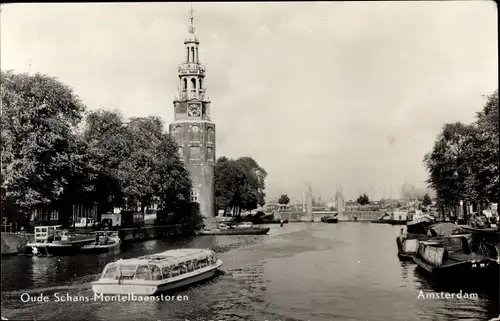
1;1;497;203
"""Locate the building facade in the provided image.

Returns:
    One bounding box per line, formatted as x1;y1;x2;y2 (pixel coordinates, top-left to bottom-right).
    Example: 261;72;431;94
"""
168;9;216;218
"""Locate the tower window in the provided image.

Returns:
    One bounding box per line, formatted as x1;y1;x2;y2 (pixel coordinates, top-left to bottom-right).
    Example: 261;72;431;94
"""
189;146;201;160
186;48;189;62
199;79;203;89
191;47;195;62
191;78;197;89
191;125;200;141
174;126;184;142
183;78;187;90
207;147;214;161
207;127;214;143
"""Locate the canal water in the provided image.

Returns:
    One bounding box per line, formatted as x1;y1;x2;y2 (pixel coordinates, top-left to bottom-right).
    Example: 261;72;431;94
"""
1;223;499;321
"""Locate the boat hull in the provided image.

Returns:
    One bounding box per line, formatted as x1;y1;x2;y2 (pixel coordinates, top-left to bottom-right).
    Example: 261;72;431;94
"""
371;219;406;225
413;254;499;283
196;227;270;235
26;243;83;256
92;260;223;295
388;220;408;225
81;243;121;254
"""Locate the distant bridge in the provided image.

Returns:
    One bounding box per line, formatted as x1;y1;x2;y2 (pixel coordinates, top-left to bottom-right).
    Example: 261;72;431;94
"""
272;210;383;222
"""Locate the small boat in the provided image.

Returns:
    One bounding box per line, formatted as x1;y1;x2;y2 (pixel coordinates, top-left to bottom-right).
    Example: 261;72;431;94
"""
92;249;223;295
196;222;270;235
81;231;121;253
26;226;95;256
371;211;407;225
406;214;436;234
371;209;408;225
234;222;254;229
321;214;338;223
397;232;428;261
413;234;499;283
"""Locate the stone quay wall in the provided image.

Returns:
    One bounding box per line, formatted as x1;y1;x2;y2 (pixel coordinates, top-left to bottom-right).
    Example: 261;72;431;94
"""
118;224;194;242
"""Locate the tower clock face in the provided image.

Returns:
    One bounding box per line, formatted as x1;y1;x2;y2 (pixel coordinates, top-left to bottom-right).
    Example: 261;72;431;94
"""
187;104;201;117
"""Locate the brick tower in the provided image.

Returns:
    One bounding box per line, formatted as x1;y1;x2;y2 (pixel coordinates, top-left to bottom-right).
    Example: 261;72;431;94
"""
169;7;215;218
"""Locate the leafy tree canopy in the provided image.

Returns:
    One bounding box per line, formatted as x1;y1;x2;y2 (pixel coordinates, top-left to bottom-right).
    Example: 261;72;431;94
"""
215;156;267;215
1;71;192;226
1;71;88;224
356;193;370;205
423;89;499;207
278;194;290;205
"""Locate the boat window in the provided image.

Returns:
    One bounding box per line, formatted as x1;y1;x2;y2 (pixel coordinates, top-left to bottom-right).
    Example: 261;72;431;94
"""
134;265;152;280
150;265;162;280
179;265;187;275
186;261;194;272
198;258;208;268
117;265;136;280
162;267;172;279
171;266;181;277
103;265;118;279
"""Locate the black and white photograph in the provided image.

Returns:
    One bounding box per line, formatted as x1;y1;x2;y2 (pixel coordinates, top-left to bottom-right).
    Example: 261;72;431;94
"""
0;1;498;321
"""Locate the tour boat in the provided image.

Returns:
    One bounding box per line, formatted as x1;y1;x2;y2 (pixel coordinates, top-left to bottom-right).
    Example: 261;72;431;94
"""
26;226;95;256
92;249;223;295
81;231;121;253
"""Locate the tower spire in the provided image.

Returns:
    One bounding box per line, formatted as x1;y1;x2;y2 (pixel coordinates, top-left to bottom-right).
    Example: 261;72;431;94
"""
188;3;195;34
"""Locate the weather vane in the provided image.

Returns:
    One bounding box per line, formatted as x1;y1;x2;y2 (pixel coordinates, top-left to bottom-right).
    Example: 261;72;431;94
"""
188;3;195;34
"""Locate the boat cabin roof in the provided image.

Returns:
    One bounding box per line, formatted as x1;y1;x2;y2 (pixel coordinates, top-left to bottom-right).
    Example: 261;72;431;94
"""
107;249;215;268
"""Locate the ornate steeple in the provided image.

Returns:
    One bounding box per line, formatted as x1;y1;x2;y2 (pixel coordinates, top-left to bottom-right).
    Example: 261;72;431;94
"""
175;4;210;117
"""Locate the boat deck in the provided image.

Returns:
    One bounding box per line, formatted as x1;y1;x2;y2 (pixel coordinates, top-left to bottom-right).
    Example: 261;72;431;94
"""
447;251;490;262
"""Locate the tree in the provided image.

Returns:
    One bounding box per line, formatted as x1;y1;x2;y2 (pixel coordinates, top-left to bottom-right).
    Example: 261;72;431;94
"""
470;90;499;203
423;89;499;214
422;193;432;207
423;122;478;208
152;132;192;219
82;109;128;214
214;156;267;215
214;157;236;214
81;111;192;218
278;194;290;205
356;193;370;205
119;116;165;212
1;71;87;226
1;70;196;228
